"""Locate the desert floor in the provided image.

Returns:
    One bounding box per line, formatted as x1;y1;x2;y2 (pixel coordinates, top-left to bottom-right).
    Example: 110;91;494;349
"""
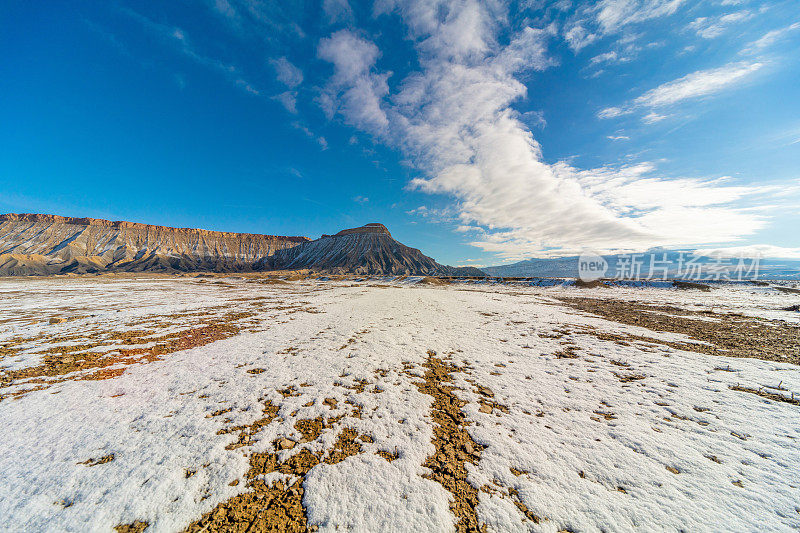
1;276;799;532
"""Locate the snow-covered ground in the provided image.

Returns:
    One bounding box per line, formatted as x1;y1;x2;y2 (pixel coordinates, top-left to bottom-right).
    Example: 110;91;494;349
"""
1;277;798;532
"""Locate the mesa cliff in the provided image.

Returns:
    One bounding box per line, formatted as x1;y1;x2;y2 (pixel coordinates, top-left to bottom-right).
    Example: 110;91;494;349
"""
0;214;308;275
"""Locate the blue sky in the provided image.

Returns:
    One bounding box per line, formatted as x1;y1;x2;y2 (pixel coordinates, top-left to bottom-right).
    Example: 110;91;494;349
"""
1;1;799;266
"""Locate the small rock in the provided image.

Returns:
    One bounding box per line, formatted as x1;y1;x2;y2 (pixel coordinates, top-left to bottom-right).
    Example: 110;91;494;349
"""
49;317;66;324
476;386;494;398
464;442;474;455
479;403;493;413
277;438;296;450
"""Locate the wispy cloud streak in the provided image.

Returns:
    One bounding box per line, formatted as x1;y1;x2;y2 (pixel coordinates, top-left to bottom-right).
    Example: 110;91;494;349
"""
599;61;763;120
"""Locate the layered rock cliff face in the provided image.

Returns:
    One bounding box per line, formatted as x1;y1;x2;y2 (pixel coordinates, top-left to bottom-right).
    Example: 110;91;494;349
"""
0;214;309;275
262;223;486;276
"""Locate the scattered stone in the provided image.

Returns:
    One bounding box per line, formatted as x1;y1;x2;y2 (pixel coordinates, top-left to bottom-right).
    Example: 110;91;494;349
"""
277;438;296;450
323;397;338;410
77;454;114;467
614;372;646;383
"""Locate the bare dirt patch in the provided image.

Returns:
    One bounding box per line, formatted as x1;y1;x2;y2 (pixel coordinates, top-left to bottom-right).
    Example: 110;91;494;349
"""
411;350;486;533
114;521;149;533
2;323;240;395
217;400;279;450
185;448;317;533
185;395;368;532
557;297;800;364
186;423;370;532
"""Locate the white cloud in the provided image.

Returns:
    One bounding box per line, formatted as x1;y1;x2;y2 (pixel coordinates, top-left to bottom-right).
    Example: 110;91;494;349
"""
323;0;355;24
318;30;380;80
564;25;598;52
454;225;482;233
590;51;618;64
598;106;628;119
234;78;260;95
599;61;763;120
317;30;390;132
353;195;369;203
586;32;643;69
642;111;667;123
689;10;752;39
634;61;762;107
273;91;298;113
564;0;686;51
607;135;630;140
741;22;800;55
594;0;686;33
291;121;329;150
314;0;785;260
271;57;304;88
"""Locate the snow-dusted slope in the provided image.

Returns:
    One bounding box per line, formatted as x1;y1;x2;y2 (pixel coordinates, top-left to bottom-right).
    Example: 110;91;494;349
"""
263;223;485;276
0;213;309;275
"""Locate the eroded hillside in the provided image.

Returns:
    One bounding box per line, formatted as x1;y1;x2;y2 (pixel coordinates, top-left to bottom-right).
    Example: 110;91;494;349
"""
0;214;308;275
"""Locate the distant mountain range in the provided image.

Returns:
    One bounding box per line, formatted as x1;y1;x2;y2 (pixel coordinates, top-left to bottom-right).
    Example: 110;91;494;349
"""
0;214;483;277
483;250;800;280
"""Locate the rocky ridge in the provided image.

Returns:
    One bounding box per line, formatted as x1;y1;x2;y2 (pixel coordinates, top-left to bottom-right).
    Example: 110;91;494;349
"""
0;213;308;275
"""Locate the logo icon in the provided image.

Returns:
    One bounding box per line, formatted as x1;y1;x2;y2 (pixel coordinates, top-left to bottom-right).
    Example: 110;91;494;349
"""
578;252;608;281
